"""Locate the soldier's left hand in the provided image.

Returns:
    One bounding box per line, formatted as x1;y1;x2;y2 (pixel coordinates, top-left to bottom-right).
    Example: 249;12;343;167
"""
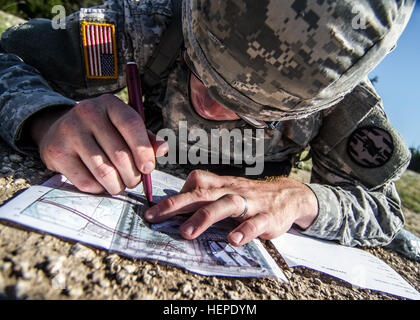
144;170;319;246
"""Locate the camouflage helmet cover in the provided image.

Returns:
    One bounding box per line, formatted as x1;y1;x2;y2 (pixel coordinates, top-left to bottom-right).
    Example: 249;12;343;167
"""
182;0;415;121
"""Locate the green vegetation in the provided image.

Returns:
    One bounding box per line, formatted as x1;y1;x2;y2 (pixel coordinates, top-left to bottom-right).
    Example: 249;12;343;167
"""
296;149;313;172
0;10;25;34
396;170;420;214
408;146;420;174
397;146;420;214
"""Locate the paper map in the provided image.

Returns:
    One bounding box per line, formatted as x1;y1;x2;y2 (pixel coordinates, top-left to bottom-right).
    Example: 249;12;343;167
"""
0;171;286;281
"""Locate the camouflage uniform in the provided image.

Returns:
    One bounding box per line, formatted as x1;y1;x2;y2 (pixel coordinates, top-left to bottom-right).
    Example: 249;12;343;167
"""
0;0;417;250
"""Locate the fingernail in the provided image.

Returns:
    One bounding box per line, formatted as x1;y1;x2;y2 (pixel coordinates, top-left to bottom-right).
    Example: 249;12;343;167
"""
143;161;155;174
182;223;195;236
230;232;243;245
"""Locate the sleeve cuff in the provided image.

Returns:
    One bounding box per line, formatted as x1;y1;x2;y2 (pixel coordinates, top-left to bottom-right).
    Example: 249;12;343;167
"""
297;183;344;240
0;89;76;154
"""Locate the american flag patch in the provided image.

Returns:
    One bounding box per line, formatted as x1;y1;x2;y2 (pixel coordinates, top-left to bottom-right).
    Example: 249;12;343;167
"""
82;22;118;79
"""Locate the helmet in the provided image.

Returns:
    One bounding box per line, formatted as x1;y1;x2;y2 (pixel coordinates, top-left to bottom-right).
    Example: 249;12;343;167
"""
182;0;415;121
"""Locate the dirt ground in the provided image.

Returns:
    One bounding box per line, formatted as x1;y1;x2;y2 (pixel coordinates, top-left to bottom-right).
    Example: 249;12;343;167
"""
0;139;419;300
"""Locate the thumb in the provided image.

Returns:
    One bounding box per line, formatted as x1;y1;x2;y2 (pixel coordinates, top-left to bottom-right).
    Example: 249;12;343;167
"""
147;130;169;158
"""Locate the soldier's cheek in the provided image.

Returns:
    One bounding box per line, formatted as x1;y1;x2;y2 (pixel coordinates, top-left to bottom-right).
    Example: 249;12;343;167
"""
189;74;239;121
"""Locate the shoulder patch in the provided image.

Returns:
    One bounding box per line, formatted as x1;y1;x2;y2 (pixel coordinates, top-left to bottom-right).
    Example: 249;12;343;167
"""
347;126;394;168
81;21;118;79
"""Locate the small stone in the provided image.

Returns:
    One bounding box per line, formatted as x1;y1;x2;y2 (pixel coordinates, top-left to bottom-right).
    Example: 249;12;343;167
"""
24;160;36;168
14;280;30;299
181;282;193;298
91;257;102;269
116;269;129;285
104;254;119;265
232;280;246;294
99;278;111;288
313;278;322;286
17;261;35;280
9;154;23;163
142;273;152;285
14;178;26;185
123;264;137;274
68;286;84;298
148;269;157;277
90;271;102;283
70;243;96;262
51;273;66;290
47;255;66;276
1;166;13;174
226;291;239;299
1;261;13;275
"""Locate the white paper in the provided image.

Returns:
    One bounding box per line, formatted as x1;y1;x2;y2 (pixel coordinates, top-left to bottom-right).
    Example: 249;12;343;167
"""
271;231;420;300
0;171;286;281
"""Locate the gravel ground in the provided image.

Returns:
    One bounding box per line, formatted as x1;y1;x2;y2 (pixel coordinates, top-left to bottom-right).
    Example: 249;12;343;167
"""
0;138;419;300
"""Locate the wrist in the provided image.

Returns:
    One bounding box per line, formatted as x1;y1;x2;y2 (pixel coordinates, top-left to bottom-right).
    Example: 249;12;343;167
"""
28;106;72;146
293;183;319;230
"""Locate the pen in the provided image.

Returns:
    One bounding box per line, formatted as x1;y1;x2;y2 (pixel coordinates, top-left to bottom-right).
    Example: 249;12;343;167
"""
125;62;153;206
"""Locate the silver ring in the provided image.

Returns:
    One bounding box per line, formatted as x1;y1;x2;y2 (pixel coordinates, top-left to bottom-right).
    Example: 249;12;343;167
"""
237;195;248;219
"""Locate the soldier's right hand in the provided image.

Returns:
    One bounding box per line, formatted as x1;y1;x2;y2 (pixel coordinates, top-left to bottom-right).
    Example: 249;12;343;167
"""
29;94;168;195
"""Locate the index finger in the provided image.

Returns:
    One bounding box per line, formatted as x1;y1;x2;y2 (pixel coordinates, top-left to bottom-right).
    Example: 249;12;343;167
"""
144;187;228;222
179;193;250;240
105;95;156;175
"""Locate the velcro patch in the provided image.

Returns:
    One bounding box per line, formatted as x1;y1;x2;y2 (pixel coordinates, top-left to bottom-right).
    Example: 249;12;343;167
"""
347;126;394;168
81;21;118;79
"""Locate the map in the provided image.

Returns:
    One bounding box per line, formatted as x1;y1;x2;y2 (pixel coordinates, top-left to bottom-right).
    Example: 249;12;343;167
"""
0;171;286;280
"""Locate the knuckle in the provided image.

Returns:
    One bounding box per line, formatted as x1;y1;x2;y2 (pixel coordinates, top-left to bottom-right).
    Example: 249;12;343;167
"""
188;170;205;185
112;149;131;167
44;141;67;162
224;194;244;208
94;162;116;180
162;196;177;212
75;100;102;121
56;117;76;136
192;188;210;200
197;206;214;222
242;220;259;235
122;116;143;135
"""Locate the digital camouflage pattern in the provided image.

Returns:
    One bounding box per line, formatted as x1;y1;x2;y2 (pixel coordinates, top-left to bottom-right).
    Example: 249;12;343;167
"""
183;0;416;120
0;0;416;249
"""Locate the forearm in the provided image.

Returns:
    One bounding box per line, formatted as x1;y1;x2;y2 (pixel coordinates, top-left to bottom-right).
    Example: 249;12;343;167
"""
301;182;405;247
0;52;76;153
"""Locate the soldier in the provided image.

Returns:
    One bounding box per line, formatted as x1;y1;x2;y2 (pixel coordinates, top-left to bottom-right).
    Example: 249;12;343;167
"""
0;0;418;260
